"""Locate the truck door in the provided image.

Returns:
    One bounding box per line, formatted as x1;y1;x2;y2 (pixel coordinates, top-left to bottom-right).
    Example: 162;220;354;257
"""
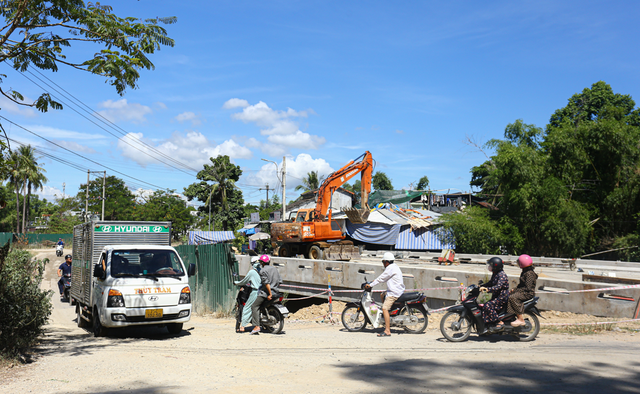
93;252;107;309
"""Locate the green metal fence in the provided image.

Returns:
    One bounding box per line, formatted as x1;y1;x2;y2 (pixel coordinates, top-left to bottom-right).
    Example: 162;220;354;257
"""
0;233;72;246
175;243;239;315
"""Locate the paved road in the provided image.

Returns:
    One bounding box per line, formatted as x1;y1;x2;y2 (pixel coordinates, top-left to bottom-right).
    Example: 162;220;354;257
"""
1;250;639;394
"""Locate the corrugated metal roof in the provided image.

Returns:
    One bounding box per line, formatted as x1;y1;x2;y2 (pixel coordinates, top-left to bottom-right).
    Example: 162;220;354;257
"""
188;231;235;245
395;226;455;250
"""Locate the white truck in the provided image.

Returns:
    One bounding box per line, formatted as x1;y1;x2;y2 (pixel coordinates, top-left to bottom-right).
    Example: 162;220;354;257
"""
70;221;196;337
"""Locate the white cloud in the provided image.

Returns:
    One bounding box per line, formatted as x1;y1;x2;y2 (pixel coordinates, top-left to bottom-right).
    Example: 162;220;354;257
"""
222;98;250;109
174;111;202;126
51;140;97;154
245;153;333;191
27;125;107;141
34;185;61;201
0;95;38;118
117;131;253;168
225;100;324;152
96;99;152;123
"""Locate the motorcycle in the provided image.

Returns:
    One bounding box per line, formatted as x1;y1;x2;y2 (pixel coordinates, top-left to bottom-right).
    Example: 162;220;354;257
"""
56;244;64;257
235;283;289;334
61;274;71;302
341;281;429;334
440;283;542;342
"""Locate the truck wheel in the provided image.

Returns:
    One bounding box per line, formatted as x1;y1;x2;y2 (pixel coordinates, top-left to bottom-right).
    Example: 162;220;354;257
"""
167;323;183;334
308;245;323;260
77;305;89;328
278;245;290;257
93;309;108;337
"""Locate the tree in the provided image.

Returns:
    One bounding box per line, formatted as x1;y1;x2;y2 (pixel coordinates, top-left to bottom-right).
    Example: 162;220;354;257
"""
0;2;176;113
295;171;320;192
133;190;195;241
372;172;393;191
18;145;47;233
416;176;429;191
77;176;135;221
184;155;245;231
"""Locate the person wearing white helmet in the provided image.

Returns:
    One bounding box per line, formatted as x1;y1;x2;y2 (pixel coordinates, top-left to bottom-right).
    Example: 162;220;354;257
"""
365;251;405;337
234;256;262;334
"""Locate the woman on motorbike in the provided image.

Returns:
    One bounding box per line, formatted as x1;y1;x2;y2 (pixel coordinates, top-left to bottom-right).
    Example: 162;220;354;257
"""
507;254;538;327
480;257;509;331
234;259;262;334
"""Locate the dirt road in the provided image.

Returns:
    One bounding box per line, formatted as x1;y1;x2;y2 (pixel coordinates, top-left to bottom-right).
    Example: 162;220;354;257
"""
2;249;640;394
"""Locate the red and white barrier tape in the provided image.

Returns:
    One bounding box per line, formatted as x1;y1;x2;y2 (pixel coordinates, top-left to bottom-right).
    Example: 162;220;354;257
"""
280;283;463;294
541;318;640;326
542;284;640;294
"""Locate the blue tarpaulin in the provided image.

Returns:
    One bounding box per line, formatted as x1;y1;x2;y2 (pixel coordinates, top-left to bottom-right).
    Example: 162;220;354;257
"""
188;231;235;245
395;226;455;250
345;222;401;245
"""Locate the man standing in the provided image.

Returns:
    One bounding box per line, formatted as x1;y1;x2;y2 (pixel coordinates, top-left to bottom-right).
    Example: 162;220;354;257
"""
251;254;283;334
365;252;405;337
57;254;72;300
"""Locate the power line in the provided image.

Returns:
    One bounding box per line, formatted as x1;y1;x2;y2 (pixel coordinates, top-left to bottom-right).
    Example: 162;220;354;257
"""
0;116;171;191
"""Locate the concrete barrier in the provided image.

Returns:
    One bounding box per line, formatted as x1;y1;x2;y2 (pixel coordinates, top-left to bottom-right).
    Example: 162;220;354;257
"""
237;255;640;318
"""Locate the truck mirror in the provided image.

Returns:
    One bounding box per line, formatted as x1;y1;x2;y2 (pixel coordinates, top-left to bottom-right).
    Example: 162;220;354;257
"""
93;264;105;279
187;263;196;277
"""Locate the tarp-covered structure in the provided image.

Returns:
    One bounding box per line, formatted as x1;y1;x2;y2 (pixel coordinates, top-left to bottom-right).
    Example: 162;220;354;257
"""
368;190;423;208
188;231;235;245
343;203;455;250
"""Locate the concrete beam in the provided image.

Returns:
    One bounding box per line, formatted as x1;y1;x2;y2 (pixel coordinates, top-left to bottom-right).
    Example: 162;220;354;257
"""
237;255;640;318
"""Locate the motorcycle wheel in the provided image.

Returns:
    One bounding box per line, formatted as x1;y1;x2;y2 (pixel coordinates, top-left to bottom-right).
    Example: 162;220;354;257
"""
514;311;540;342
440;311;472;342
341;305;367;332
261;306;284;334
399;305;428;333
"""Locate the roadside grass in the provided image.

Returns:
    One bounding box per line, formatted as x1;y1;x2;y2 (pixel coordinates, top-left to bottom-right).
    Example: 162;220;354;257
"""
541;323;616;335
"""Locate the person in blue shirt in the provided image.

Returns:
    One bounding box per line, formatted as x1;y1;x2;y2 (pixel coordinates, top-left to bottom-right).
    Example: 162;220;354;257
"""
57;238;64;246
57;254;72;298
234;259;262;334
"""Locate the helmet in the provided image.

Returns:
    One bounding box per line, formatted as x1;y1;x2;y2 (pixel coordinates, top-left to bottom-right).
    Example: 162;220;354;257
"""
487;257;503;273
518;254;533;268
382;252;395;263
250;256;260;263
259;254;271;264
65;254;72;260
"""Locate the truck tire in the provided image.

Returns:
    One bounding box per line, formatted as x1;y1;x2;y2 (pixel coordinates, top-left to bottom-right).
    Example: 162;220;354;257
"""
77;305;89;328
308;245;323;260
278;245;290;257
167;323;183;334
93;308;108;337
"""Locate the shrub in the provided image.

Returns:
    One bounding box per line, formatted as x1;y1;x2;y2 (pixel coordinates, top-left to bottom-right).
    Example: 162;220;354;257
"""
0;244;52;357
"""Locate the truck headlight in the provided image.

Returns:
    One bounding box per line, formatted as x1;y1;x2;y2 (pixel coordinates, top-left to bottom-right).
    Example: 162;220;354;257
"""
179;286;191;304
107;289;125;308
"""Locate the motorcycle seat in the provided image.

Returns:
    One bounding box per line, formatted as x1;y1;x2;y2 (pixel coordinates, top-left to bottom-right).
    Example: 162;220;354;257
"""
396;292;421;302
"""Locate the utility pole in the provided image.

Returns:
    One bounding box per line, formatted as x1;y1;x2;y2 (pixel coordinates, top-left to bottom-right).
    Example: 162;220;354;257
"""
62;182;65;199
101;171;106;220
282;156;286;221
85;170;89;222
260;184;270;207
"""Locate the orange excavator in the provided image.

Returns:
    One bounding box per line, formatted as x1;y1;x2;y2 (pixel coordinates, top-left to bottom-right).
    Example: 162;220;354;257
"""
271;151;373;260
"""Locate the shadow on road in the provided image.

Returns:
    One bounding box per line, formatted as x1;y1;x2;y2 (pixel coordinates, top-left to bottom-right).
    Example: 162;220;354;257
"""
337;358;640;393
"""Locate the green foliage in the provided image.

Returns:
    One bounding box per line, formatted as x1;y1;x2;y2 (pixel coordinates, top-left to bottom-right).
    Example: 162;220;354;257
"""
295;171;320;192
416;176;429;191
77;176;135;220
133;190;195;241
0;1;176;112
184;155;245;231
0;246;52;356
372;172;393;191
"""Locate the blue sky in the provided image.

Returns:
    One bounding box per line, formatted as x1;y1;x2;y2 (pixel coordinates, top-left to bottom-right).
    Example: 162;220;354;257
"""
2;1;639;207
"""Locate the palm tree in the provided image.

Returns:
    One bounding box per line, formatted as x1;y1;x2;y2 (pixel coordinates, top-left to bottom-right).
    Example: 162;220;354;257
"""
295;171;320;192
18;145;47;233
6;149;24;233
202;155;241;231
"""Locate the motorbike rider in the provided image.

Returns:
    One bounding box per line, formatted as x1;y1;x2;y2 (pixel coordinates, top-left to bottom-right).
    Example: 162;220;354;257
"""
234;257;262;334
251;254;283;335
57;254;72;299
479;257;510;332
365;252;405;337
57;238;64;247
507;254;538;327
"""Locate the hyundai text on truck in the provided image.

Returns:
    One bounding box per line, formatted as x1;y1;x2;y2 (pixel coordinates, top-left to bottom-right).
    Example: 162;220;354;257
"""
70;221;196;337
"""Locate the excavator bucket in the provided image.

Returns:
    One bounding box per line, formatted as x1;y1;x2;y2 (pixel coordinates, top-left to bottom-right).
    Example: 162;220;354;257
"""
343;207;370;224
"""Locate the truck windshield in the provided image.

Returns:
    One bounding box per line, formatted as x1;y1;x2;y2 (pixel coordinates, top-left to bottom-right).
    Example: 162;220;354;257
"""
110;250;185;278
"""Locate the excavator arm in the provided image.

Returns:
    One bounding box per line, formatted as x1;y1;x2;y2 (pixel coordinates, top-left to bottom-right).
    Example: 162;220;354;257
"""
314;151;373;223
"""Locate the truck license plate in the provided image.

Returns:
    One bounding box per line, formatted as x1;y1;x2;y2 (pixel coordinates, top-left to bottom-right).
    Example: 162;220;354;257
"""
145;309;163;319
